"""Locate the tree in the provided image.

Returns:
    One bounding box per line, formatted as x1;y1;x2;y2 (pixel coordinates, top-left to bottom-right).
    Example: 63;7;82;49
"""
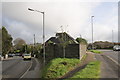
2;26;13;56
13;38;26;52
94;41;114;49
76;37;87;44
26;43;42;57
14;38;26;45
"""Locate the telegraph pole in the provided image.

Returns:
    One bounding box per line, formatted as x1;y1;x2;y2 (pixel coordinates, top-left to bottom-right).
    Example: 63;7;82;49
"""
34;34;36;46
80;34;82;38
33;34;36;55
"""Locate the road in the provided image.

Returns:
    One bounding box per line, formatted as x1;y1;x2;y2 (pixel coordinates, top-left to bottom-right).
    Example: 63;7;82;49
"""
2;56;41;79
1;50;119;79
94;49;119;78
99;49;119;63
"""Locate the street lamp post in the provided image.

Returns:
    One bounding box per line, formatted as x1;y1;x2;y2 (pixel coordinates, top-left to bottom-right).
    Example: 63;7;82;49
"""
112;30;114;43
91;16;94;49
28;8;46;65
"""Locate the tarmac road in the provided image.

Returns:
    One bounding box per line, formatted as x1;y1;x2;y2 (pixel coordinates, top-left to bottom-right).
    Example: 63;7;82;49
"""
2;56;41;79
99;49;119;63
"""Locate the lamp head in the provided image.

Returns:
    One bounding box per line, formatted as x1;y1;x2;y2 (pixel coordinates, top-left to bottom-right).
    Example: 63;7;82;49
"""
28;8;34;11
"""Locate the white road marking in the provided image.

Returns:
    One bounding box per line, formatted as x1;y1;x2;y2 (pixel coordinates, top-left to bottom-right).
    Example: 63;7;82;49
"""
106;55;120;67
19;59;33;79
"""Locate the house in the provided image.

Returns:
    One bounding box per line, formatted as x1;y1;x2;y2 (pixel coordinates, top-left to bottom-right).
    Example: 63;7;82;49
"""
44;32;87;62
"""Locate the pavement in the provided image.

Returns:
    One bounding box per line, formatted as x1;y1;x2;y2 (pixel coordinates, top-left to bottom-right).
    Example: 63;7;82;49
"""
22;58;41;78
60;52;96;79
2;57;13;61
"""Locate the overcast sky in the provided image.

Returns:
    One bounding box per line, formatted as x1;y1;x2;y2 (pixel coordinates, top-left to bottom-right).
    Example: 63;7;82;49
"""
1;0;119;44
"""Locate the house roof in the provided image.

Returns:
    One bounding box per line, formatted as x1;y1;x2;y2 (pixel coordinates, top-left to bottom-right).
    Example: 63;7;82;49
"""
46;32;77;44
46;37;60;44
56;32;77;43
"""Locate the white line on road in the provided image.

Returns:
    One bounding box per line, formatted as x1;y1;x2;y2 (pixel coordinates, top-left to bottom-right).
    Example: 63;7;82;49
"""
19;59;33;79
106;55;120;67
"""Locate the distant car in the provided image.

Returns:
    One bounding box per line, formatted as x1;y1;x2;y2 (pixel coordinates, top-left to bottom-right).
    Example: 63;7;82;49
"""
23;54;31;60
15;53;22;56
8;54;15;57
113;45;120;51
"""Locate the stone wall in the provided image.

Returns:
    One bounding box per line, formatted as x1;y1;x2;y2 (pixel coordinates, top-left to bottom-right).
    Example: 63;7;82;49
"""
79;43;87;60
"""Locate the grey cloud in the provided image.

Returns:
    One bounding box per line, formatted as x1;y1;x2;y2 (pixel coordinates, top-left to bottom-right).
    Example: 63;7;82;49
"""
2;2;118;44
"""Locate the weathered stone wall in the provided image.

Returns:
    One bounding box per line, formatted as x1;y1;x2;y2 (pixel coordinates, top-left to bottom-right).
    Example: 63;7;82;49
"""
79;43;87;60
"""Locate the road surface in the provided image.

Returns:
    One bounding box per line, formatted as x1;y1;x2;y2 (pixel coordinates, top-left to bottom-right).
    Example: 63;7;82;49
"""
94;49;119;78
99;49;119;63
2;56;41;79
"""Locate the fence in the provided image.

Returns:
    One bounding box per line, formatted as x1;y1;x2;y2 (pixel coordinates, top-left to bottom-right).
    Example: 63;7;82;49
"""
45;43;87;62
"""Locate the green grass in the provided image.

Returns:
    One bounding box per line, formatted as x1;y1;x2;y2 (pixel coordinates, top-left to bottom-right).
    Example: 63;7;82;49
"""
68;61;101;79
42;58;80;79
89;50;102;54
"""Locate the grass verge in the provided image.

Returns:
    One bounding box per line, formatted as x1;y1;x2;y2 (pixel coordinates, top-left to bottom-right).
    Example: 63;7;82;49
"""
89;50;102;54
42;58;80;79
68;61;101;79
